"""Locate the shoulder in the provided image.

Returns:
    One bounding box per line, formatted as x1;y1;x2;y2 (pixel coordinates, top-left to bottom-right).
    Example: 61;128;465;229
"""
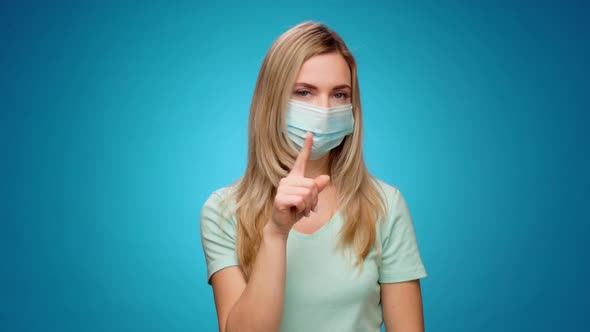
369;176;404;211
203;184;237;209
369;176;415;234
204;185;232;202
200;184;239;228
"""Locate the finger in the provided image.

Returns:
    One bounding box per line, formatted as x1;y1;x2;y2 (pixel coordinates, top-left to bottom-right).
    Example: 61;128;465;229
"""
280;176;316;190
279;186;307;196
311;186;318;213
281;185;318;212
292;194;311;218
290;131;313;176
277;194;306;215
314;175;331;193
278;179;317;215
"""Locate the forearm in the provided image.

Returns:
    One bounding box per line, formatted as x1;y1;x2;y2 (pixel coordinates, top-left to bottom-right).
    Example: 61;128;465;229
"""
226;224;287;332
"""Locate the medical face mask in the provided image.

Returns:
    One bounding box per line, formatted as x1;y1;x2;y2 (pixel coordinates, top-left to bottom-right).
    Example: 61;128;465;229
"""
285;99;354;160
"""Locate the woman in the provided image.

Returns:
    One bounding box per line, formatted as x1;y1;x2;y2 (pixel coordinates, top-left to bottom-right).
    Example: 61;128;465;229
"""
200;20;428;332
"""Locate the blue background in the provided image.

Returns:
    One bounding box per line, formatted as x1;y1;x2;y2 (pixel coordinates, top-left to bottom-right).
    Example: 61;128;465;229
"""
2;1;589;331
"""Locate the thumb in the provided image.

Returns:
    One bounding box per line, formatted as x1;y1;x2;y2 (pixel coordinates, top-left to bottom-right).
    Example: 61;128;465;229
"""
314;175;331;193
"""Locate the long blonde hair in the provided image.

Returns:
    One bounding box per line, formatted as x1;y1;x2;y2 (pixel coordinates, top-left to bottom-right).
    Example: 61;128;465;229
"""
228;20;386;280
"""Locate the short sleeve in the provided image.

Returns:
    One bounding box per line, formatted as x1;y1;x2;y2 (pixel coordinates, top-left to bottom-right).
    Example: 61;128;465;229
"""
199;190;240;285
378;185;428;283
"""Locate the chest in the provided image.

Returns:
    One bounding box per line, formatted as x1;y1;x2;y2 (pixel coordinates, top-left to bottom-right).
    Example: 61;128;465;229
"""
285;219;381;308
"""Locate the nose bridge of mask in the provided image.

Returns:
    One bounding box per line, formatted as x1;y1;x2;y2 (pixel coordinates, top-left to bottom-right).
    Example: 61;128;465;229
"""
288;98;351;113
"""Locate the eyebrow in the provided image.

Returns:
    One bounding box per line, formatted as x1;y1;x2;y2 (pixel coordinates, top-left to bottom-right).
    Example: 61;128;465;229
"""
294;82;352;90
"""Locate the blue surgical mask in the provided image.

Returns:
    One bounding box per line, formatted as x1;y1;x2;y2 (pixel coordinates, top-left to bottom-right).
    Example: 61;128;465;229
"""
285;99;354;160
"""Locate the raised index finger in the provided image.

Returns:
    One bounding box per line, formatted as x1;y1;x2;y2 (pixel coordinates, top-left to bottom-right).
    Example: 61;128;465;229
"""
290;131;313;176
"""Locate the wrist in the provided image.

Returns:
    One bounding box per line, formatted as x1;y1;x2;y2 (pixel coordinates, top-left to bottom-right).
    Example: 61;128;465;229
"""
263;223;289;242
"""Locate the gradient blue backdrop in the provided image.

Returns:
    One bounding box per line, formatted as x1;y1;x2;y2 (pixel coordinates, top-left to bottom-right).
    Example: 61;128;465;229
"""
2;1;589;331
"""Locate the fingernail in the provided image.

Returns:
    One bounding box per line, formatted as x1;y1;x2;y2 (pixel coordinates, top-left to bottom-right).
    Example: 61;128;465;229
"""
313;206;318;213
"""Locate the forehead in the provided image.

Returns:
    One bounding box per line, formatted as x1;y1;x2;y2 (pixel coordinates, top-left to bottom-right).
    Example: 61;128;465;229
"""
295;52;351;86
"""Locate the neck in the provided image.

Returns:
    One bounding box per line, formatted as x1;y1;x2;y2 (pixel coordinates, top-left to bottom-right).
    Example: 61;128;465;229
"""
304;153;331;179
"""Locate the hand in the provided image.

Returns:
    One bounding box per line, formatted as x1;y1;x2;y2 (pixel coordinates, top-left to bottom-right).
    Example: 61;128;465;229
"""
268;132;331;237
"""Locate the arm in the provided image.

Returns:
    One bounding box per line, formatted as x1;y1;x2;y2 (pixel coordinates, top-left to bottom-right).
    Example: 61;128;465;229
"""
211;224;287;332
207;132;328;332
381;279;425;332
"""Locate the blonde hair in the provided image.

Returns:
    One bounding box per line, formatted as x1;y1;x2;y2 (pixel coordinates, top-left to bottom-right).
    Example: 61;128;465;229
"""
227;20;386;281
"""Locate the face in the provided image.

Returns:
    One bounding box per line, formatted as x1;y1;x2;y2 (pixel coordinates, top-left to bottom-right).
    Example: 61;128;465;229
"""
291;51;352;108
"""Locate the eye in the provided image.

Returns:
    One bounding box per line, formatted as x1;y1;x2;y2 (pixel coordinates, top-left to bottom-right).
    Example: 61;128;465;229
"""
295;90;311;97
334;92;350;99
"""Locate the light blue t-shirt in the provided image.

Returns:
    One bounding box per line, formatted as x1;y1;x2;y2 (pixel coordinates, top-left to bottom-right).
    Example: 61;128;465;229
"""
200;177;427;331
